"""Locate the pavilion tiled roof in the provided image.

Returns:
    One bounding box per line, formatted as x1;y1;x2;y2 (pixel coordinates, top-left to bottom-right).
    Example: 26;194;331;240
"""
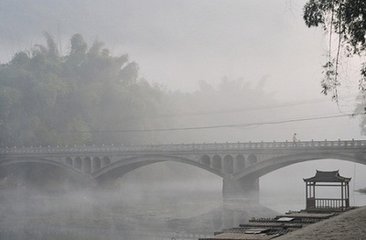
303;170;351;183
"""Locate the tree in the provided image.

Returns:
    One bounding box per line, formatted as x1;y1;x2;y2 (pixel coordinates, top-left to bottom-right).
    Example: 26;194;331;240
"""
303;0;366;99
0;33;163;146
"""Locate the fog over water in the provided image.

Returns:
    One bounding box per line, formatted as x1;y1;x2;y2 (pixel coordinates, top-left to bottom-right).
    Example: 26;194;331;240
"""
1;0;366;240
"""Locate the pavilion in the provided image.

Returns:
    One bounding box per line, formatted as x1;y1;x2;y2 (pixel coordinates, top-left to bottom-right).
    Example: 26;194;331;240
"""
304;170;351;211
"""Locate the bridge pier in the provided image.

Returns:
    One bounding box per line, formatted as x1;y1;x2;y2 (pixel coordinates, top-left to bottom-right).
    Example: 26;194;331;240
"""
222;175;259;203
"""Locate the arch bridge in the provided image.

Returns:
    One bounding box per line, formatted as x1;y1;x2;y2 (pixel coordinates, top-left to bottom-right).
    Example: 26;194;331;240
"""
1;139;366;201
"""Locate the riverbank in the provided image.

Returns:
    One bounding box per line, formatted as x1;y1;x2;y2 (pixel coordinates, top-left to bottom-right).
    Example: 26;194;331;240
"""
276;206;366;240
199;206;366;240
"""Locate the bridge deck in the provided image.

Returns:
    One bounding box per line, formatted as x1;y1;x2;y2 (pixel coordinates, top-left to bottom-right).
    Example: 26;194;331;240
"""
1;140;365;154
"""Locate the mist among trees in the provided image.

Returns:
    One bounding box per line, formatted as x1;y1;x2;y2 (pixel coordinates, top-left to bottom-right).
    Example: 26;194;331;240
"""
0;33;276;147
0;33;164;146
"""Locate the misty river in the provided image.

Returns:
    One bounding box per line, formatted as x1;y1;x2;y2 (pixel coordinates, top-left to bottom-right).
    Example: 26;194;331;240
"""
1;160;366;240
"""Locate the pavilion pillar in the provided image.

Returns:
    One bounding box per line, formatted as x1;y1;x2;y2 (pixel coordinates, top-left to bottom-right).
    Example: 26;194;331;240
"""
348;183;350;207
341;182;344;210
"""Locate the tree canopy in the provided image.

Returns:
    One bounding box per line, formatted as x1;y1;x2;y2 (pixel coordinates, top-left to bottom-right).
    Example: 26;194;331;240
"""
303;0;366;98
0;33;162;146
304;0;366;133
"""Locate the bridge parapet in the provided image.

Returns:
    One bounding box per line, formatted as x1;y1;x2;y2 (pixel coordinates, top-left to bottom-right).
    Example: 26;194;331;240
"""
0;139;365;154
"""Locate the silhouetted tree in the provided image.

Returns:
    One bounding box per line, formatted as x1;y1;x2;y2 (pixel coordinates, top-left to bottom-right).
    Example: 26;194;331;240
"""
303;0;366;99
303;0;366;134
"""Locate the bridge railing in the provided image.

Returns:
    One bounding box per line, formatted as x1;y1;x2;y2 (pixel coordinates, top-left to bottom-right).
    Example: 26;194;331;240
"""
0;139;365;154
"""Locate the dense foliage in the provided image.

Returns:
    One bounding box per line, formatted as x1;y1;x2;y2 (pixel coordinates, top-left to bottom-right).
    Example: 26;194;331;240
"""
0;33;276;147
303;0;366;98
0;33;162;146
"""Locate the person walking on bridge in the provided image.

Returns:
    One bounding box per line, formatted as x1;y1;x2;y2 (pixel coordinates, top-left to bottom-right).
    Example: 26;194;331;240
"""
293;133;298;145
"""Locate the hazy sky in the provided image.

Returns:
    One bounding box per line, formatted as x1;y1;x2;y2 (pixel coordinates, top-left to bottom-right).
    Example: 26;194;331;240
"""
0;0;332;98
0;0;360;98
0;0;363;140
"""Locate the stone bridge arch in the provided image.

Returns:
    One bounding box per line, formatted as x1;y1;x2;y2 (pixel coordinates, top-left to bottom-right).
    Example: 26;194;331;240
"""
92;154;224;184
0;157;79;173
234;152;366;181
0;157;92;185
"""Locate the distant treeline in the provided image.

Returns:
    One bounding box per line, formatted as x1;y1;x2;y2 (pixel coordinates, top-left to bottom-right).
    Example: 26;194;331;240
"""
0;33;275;147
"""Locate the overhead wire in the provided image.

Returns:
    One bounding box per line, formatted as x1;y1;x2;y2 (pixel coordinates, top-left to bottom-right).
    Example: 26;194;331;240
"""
119;94;358;121
79;111;366;133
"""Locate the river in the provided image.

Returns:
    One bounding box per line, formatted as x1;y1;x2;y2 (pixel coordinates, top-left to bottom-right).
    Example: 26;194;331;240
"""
1;159;366;240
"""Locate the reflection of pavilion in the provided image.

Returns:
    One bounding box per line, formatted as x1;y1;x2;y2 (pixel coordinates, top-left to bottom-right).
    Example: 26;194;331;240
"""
304;170;351;211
